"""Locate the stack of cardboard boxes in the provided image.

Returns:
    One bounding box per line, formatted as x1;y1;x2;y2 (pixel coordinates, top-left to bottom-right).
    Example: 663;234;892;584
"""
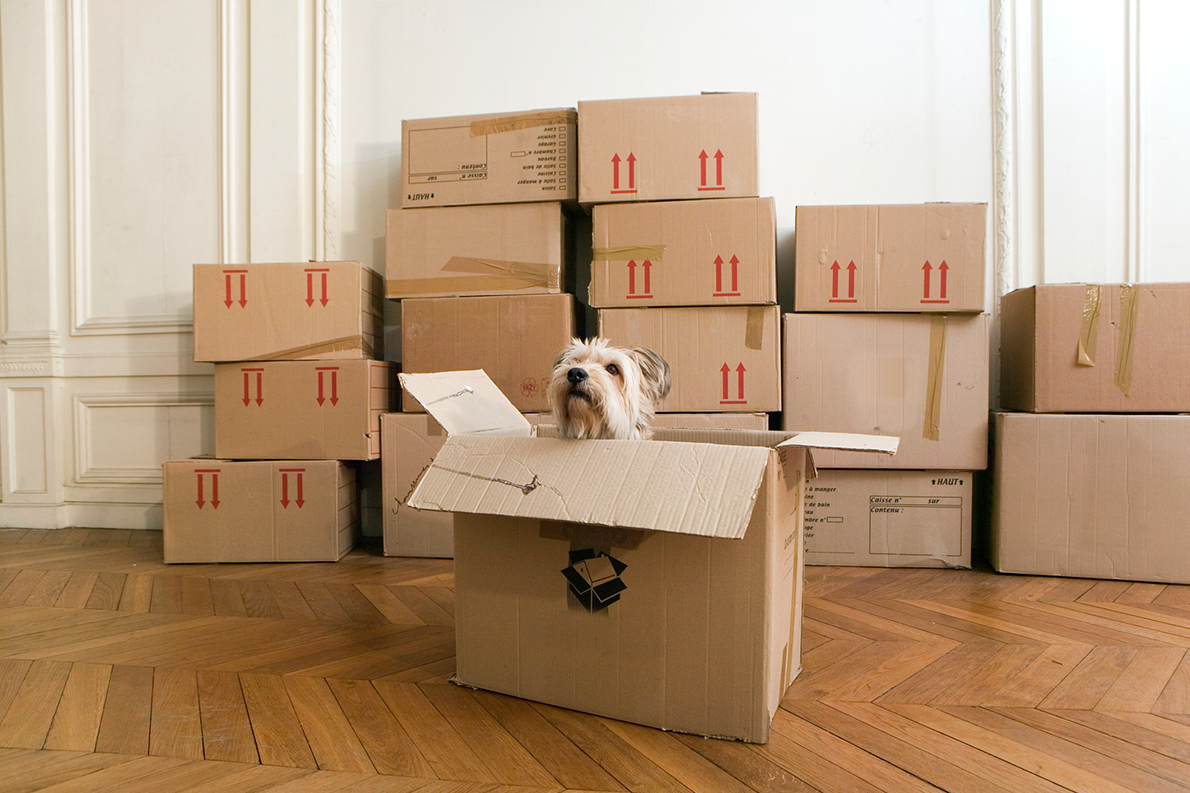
783;204;990;568
382;107;581;557
162;262;395;563
989;282;1190;584
580;93;779;425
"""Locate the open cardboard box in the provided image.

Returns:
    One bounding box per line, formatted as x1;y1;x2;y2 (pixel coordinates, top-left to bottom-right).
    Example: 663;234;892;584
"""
399;370;896;743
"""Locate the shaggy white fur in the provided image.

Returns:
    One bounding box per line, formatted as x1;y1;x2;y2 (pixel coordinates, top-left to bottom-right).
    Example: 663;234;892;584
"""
548;338;671;440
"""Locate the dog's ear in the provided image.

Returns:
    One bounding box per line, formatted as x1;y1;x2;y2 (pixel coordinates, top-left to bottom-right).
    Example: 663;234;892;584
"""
631;347;671;401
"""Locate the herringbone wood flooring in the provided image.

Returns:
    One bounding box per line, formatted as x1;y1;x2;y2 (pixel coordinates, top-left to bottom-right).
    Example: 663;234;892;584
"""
3;529;1190;792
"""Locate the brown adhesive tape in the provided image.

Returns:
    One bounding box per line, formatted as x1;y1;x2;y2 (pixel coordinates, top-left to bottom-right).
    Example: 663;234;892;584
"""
1115;284;1138;396
745;307;766;351
386;257;559;297
1077;283;1102;366
923;316;947;441
592;245;666;262
470;110;576;137
249;335;369;361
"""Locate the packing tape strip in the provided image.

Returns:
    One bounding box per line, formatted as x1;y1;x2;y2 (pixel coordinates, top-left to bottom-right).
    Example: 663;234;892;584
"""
470;110;576;137
250;334;371;361
745;307;766;351
1115;284;1138;396
386;257;559;297
1077;283;1102;366
592;245;666;262
923;315;947;442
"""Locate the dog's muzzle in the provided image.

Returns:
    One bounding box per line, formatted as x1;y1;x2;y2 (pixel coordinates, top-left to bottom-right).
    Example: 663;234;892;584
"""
567;367;591;400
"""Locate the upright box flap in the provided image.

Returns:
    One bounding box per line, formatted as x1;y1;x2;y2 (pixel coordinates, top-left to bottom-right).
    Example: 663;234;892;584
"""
406;434;772;539
398;370;531;437
780;431;900;455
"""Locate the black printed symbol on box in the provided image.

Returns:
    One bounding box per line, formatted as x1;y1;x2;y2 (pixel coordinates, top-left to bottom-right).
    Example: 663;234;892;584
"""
562;549;627;613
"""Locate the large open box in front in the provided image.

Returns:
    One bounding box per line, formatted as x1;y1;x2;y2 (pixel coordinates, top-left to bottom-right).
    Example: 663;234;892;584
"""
400;370;895;742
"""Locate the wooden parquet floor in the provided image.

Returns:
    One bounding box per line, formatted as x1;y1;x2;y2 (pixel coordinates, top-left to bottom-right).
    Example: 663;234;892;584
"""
3;529;1190;792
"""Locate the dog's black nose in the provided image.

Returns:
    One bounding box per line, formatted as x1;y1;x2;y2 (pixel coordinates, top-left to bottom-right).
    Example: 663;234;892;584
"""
567;367;588;384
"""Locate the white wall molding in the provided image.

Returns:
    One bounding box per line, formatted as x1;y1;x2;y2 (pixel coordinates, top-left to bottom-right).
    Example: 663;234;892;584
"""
72;392;213;486
992;0;1017;306
319;0;342;262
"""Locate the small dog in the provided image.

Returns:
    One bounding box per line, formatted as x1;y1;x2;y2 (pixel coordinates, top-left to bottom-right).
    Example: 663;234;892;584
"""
548;338;671;440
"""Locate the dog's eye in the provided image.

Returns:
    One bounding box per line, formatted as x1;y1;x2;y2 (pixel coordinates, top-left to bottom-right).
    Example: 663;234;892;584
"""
607;363;620;377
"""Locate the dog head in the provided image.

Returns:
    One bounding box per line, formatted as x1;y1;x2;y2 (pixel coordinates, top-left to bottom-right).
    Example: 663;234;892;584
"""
548;338;671;440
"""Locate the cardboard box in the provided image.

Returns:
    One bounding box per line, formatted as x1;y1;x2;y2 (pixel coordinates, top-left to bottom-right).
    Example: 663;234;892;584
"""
399;370;897;743
401;108;577;208
590;197;777;307
381;411;551;558
652;413;770;431
401;294;575;413
990;411;1190;584
1000;282;1190;413
163;459;358;563
782;313;989;469
794;204;987;312
598;305;782;412
214;360;397;460
804;469;973;568
193;261;383;362
385;203;570;300
578;93;759;205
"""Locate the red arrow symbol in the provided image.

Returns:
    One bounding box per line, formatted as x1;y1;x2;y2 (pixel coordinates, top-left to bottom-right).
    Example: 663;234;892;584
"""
306;272;315;307
281;471;290;507
846;261;857;298
720;362;731;401
242;368;264;406
280;469;305;508
316;368;339;406
714;149;724;186
196;472;205;508
736;363;746;400
295;472;304;507
938;261;949;299
715;255;725;293
196;469;221;509
224;274;234;308
641;260;652;295
830;261;841;298
922;261;933;299
223;270;248;307
699;150;709;187
612;153;621;190
627;260;637;295
729;254;739;293
626;153;636;189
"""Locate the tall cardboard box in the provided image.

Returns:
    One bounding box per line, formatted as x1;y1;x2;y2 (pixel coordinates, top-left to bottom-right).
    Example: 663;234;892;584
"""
782;313;989;469
399;370;897;743
401;108;576;208
804;469;973;568
1000;282;1190;413
214;360;397;460
163;460;359;563
578;93;758;204
990;412;1190;584
385;203;570;299
193;262;383;362
599;305;782;412
401;294;575;413
794;204;987;312
590;197;776;307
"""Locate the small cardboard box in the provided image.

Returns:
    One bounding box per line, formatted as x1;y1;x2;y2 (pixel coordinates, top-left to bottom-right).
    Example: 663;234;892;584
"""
590;197;776;307
401;108;577;208
804;469;973;568
193;262;383;362
399;370;897;743
990;411;1190;584
163;459;359;563
794;204;987;312
400;294;575;413
782;313;989;470
578;93;759;205
214;360;397;460
1000;282;1190;413
381;410;551;559
598;305;782;412
385;203;570;300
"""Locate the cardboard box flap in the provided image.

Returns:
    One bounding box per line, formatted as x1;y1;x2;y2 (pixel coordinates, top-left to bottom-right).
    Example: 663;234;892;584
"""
398;370;531;437
406;434;772;539
780;431;900;455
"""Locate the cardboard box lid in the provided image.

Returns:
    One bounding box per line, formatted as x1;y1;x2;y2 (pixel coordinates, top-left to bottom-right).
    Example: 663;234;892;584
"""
397;370;530;437
400;371;897;539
